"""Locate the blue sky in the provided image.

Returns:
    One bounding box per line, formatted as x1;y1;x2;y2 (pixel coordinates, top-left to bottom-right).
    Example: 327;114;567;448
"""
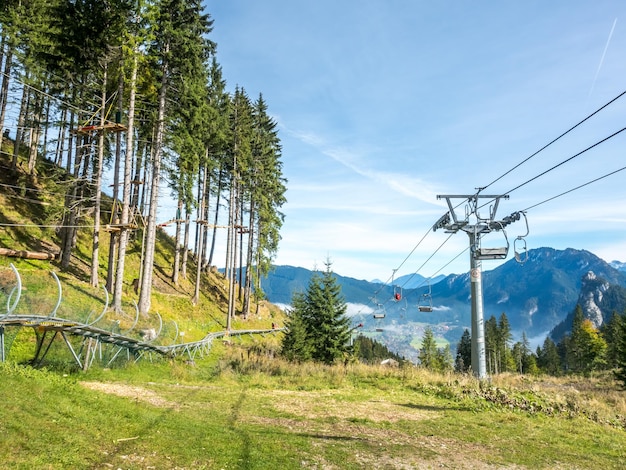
198;1;626;282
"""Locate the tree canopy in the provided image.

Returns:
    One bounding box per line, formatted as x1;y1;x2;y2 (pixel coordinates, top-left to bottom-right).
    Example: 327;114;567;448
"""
0;0;286;318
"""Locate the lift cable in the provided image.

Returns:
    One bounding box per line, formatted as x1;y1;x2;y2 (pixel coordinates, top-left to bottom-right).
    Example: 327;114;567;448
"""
522;164;626;212
480;88;626;193
476;124;626;215
367;224;435;302
396;232;455;293
497;125;626;200
426;246;470;281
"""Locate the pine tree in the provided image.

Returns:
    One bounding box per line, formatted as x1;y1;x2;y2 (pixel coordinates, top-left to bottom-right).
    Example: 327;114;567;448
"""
613;312;626;387
601;311;623;369
455;328;472;373
536;336;561;375
419;326;439;370
281;292;312;362
280;261;352;364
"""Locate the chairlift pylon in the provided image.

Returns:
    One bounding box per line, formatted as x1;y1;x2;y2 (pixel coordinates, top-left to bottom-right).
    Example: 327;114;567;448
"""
514;211;529;264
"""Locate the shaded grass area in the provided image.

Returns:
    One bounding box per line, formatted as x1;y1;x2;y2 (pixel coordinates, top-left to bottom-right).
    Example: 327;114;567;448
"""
1;351;625;469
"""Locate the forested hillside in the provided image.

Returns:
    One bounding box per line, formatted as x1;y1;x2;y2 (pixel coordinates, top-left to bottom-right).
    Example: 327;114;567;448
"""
0;1;286;322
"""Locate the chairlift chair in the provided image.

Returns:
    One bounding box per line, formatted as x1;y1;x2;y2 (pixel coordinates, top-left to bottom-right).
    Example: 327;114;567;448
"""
475;224;509;260
514;211;529;264
399;297;408;319
393;287;402;301
373;305;386;331
391;270;402;301
418;302;433;313
418;282;433;313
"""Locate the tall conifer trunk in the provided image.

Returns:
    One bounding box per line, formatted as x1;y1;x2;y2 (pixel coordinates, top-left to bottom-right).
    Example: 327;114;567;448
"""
90;66;107;287
106;67;124;293
138;47;168;315
114;50;138;312
172;197;183;284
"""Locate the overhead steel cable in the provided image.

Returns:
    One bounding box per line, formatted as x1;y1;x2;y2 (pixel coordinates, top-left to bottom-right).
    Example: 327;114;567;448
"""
1;70;88;115
480;88;626;193
396;231;455;293
368;224;435;302
522;164;626;212
498;125;626;199
372;231;457;316
426;246;470;280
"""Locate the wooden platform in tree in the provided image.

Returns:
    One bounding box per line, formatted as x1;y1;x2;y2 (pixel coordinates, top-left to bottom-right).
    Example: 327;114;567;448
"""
74;122;128;135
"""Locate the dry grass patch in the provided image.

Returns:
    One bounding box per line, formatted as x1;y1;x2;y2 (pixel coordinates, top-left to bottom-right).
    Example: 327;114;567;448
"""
249;414;531;470
267;388;439;423
80;381;179;409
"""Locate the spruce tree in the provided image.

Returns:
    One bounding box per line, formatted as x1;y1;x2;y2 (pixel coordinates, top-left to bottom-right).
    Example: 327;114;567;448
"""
437;344;454;372
281;261;352;364
498;313;514;372
419;326;439;370
484;315;499;374
455;328;472;372
613;312;626;387
567;305;586;371
567;306;607;373
578;319;607;373
601;311;623;369
138;0;214;314
281;292;312;362
537;337;561;375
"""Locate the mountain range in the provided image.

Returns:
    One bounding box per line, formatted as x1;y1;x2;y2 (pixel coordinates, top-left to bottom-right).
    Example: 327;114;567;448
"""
261;248;626;359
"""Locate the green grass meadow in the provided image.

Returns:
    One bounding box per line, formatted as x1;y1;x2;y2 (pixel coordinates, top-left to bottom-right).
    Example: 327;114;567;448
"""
1;345;624;469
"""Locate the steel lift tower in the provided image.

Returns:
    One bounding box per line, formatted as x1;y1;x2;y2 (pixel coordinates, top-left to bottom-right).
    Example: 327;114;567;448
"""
433;193;522;380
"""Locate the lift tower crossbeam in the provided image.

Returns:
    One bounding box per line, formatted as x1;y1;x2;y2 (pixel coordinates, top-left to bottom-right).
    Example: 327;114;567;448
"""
433;194;520;380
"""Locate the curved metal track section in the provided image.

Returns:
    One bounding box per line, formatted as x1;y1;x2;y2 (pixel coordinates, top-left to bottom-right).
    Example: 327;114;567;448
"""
0;266;283;369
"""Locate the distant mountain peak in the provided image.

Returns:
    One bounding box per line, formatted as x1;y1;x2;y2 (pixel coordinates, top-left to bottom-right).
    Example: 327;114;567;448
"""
610;260;626;272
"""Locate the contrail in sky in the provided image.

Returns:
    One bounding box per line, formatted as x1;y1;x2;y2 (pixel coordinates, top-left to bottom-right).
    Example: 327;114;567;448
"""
588;18;617;100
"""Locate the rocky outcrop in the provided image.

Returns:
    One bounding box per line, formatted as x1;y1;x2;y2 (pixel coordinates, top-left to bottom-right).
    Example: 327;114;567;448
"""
577;271;609;328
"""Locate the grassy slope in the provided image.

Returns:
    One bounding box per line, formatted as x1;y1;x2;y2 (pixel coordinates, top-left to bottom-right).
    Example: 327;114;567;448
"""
1;139;625;469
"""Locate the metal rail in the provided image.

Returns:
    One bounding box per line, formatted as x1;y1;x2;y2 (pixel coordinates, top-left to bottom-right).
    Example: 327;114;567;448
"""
0;265;283;369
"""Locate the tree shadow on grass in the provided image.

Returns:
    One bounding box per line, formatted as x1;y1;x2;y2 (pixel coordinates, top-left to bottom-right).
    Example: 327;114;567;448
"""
399;402;475;412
